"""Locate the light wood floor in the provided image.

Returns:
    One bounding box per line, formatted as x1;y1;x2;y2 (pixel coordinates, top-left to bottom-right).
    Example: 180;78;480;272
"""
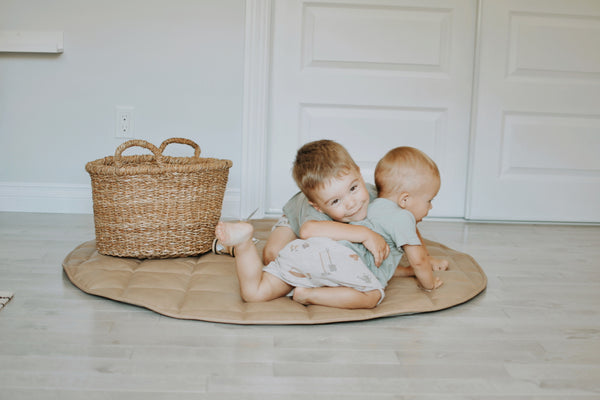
0;212;599;399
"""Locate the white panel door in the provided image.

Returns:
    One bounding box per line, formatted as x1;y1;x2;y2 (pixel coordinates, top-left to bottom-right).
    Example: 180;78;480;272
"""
265;0;476;217
467;0;600;222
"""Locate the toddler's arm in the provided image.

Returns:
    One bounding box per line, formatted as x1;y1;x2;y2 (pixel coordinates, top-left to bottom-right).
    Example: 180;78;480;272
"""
402;244;443;290
300;220;389;267
415;228;449;271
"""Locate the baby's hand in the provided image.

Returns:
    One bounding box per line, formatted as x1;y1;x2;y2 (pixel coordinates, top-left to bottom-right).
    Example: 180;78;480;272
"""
362;230;389;267
420;277;443;291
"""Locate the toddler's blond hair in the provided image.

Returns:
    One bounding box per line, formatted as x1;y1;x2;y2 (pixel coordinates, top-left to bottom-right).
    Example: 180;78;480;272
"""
292;140;359;201
375;147;440;198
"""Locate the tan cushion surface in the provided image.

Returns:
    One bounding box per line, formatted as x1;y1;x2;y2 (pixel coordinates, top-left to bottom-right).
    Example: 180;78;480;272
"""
63;239;486;325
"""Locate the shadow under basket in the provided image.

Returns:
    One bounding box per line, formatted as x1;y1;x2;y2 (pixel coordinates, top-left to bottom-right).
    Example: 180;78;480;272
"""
85;138;232;259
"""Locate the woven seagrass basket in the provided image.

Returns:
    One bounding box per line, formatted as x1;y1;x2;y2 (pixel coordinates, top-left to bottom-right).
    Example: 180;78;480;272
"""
85;138;232;259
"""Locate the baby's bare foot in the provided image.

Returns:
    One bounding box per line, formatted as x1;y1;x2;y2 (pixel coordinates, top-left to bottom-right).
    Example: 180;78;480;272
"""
292;287;310;305
215;221;254;247
430;256;449;271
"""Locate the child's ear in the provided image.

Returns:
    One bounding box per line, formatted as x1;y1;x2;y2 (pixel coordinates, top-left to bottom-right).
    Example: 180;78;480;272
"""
397;192;410;209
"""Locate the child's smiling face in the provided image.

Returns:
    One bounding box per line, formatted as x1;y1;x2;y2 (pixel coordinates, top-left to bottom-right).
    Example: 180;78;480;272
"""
308;170;370;222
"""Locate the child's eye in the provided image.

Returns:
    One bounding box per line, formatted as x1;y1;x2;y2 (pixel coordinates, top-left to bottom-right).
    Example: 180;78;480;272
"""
349;185;357;192
330;199;339;206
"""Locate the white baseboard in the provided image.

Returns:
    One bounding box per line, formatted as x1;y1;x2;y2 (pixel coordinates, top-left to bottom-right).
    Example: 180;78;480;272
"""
0;182;93;214
0;182;241;218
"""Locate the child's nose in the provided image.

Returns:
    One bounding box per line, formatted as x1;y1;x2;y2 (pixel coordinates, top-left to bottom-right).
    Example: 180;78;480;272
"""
346;198;356;210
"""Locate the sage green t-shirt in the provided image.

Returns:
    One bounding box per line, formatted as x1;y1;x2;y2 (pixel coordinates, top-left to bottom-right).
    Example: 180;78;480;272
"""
344;198;421;286
281;183;378;237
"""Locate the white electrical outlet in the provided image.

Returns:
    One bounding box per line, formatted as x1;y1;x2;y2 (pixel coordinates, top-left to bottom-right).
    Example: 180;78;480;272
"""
115;106;134;138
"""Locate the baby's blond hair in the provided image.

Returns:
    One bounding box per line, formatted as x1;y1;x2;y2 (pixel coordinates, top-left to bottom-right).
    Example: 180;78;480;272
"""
375;147;440;198
292;140;359;201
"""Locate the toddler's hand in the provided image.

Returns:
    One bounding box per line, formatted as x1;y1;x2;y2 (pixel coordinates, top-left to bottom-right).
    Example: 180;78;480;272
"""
420;277;443;292
362;231;389;267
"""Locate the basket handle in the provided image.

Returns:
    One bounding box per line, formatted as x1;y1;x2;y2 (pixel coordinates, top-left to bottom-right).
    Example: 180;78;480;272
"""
114;139;163;167
159;137;201;158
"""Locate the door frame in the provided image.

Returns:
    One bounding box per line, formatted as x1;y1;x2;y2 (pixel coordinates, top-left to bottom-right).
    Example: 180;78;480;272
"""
240;0;272;219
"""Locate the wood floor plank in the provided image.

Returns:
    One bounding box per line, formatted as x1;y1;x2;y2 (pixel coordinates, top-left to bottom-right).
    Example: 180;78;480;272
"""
0;212;599;399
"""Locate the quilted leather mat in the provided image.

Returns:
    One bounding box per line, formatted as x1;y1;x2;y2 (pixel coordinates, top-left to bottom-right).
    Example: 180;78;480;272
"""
62;235;487;325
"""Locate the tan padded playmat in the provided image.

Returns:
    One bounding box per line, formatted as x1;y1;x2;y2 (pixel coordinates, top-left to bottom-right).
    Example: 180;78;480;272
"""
63;223;486;325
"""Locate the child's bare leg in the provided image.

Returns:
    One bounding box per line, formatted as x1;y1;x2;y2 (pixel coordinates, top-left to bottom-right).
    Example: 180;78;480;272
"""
393;265;415;277
292;287;381;309
215;221;292;302
394;262;445;276
262;225;297;265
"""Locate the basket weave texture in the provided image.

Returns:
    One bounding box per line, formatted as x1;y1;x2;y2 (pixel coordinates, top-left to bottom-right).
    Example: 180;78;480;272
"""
85;138;232;259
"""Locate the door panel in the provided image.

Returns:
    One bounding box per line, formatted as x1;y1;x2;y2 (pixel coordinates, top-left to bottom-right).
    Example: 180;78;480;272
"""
266;0;476;217
467;0;600;222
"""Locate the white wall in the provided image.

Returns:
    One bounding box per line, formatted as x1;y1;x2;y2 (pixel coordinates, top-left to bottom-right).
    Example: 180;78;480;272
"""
0;0;245;217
